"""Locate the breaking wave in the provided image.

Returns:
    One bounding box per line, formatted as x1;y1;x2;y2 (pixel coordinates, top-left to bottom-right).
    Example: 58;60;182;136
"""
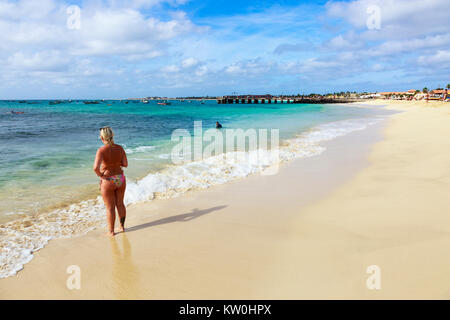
0;117;383;278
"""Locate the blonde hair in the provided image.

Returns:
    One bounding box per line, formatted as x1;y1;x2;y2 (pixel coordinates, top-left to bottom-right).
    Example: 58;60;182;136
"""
100;126;114;145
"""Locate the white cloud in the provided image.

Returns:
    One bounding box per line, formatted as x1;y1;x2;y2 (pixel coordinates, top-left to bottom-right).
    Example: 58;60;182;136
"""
195;65;208;77
72;9;201;57
418;50;450;66
326;0;450;39
0;0;449;98
322;33;364;51
273;41;314;55
224;58;275;76
297;57;341;73
367;33;450;57
93;0;189;10
7;51;69;72
181;57;198;68
162;65;180;73
0;1;201;60
0;0;206;97
0;0;58;20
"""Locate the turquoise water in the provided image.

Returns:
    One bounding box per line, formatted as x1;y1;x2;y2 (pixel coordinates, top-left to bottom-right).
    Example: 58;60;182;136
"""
0;99;387;221
0;99;393;278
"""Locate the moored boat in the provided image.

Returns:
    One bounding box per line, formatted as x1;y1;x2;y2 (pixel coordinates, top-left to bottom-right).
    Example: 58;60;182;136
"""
157;100;171;105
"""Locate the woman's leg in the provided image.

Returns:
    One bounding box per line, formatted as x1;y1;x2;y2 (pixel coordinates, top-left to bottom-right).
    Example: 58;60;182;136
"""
101;179;117;236
115;179;127;232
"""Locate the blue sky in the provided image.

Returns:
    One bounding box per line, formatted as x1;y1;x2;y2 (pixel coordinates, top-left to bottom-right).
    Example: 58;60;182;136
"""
0;0;449;99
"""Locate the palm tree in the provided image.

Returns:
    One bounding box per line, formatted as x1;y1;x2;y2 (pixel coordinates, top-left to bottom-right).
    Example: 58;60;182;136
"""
422;87;428;93
447;84;450;89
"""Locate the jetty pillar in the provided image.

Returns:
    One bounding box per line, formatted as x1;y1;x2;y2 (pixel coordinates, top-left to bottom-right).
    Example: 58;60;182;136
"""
247;99;252;104
261;99;265;104
241;99;245;104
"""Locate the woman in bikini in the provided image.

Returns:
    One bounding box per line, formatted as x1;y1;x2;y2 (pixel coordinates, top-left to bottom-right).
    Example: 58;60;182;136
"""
93;127;128;237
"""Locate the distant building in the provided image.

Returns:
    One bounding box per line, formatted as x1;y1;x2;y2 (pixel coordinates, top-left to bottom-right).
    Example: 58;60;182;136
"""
359;93;381;99
428;89;446;100
378;91;415;100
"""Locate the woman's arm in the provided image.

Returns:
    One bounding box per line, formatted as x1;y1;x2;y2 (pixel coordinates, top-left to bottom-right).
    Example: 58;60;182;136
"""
93;149;104;177
121;147;128;168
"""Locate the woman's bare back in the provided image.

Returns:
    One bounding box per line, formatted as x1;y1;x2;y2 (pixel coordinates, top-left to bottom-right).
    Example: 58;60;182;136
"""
99;144;126;177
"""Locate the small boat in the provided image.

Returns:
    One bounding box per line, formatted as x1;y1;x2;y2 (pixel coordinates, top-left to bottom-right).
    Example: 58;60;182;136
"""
142;100;149;104
49;100;62;105
157;100;171;106
83;101;100;104
11;111;25;114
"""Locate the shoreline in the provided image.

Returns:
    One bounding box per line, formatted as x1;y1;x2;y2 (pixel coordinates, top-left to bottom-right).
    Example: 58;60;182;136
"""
0;103;378;226
0;105;386;279
1;100;449;299
0;103;389;298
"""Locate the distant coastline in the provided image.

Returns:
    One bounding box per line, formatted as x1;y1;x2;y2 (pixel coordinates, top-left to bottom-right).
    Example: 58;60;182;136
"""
3;85;448;103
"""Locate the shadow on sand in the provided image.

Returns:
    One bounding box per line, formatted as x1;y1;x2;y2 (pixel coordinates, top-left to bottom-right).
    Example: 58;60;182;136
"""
125;205;227;233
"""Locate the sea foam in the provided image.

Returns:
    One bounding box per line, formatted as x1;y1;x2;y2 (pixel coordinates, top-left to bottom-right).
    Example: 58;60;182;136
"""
124;145;156;154
0;117;383;278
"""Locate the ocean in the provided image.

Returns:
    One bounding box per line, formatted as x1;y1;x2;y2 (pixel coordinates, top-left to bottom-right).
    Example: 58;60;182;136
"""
0;99;392;278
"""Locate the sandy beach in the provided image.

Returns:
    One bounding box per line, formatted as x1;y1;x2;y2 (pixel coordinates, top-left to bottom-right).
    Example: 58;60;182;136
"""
1;99;449;299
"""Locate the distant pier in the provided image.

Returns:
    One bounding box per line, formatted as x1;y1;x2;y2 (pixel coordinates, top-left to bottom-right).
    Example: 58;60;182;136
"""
217;95;360;104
